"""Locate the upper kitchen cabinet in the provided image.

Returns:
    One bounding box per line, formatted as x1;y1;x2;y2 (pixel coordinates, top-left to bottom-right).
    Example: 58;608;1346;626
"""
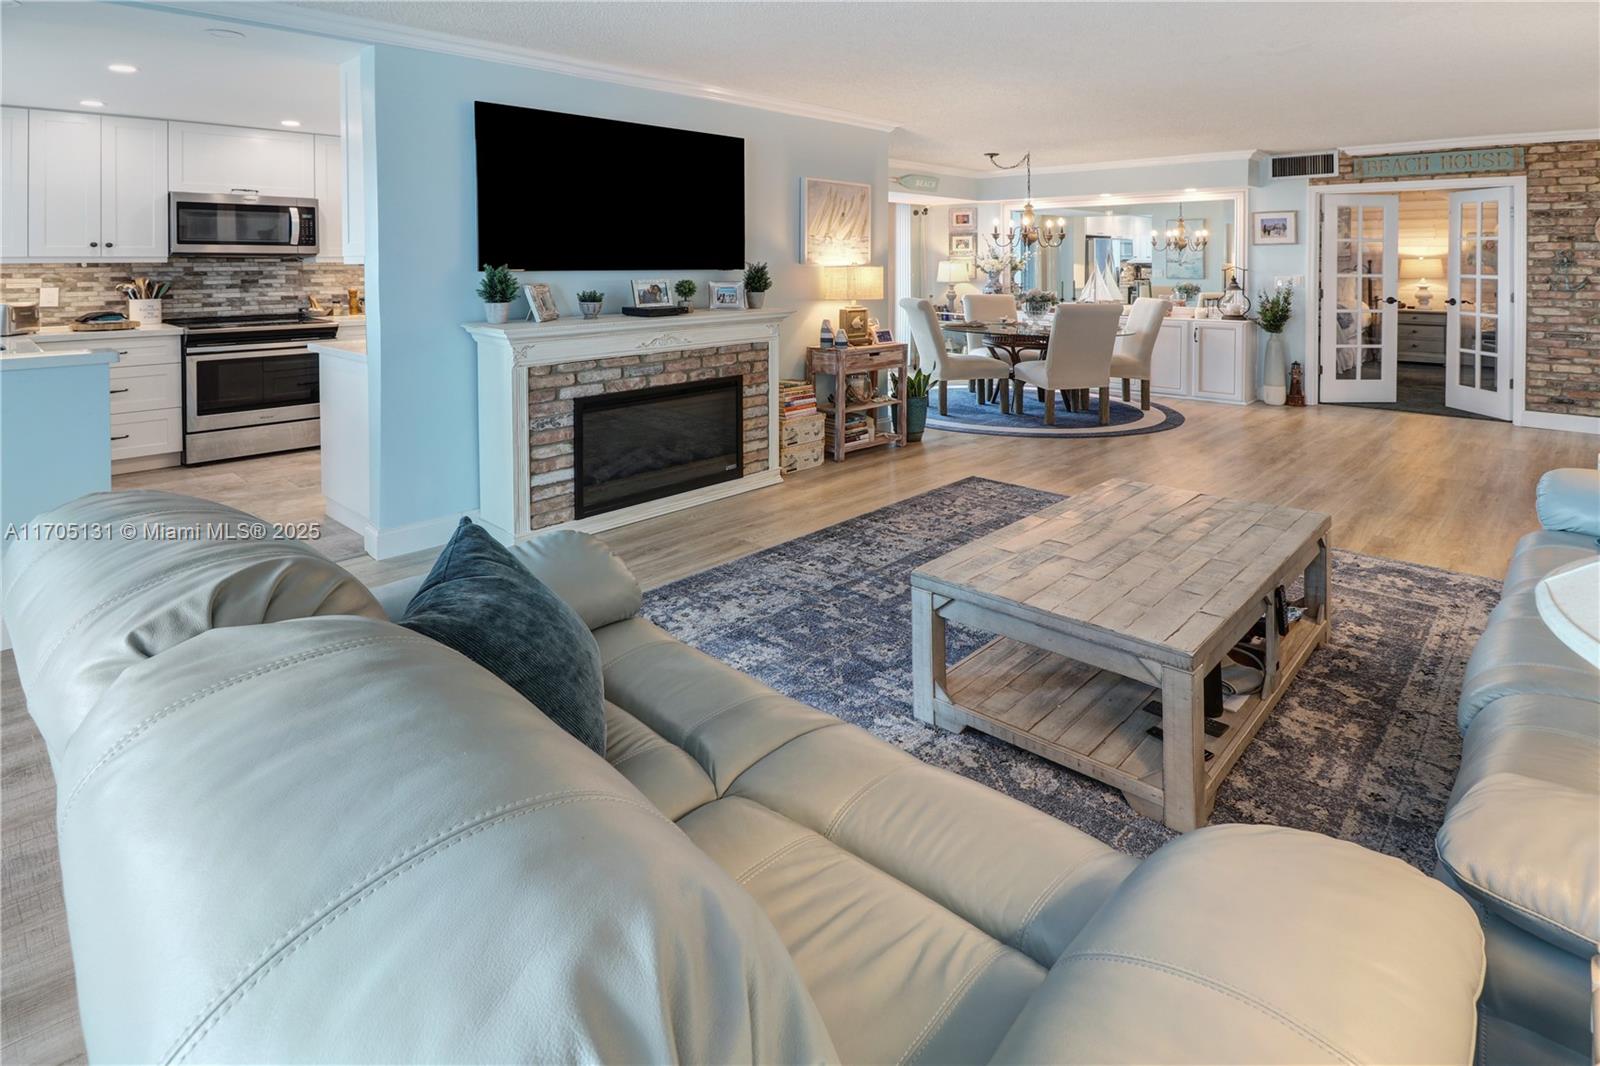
1;108;27;258
27;109;100;257
100;117;168;259
167;122;315;198
312;134;344;264
20;109;167;260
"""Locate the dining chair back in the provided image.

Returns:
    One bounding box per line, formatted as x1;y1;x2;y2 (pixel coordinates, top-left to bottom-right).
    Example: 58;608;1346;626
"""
1110;297;1170;411
962;293;1017;323
898;297;1015;414
1035;303;1125;391
900;297;949;376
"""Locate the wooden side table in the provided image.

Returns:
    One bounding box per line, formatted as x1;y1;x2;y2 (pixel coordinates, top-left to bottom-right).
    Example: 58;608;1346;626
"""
806;342;909;461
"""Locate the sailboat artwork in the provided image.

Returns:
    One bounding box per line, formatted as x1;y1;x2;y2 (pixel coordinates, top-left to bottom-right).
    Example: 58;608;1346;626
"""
802;178;872;265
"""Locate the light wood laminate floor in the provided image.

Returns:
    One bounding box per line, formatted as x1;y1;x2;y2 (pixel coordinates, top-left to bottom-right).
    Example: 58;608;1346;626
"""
3;401;1595;1064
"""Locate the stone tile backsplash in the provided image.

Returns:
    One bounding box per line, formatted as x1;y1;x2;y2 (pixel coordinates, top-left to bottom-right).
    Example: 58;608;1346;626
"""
0;258;366;326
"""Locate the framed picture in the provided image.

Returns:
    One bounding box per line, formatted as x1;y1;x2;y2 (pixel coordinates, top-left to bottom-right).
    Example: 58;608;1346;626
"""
874;327;894;344
1252;211;1298;245
949;207;976;232
840;306;872;345
631;278;673;307
709;281;746;310
802;177;871;265
525;283;560;322
949;233;976;256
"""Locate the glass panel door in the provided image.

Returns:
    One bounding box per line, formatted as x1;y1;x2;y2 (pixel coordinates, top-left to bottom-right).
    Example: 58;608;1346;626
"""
1319;193;1400;403
1445;187;1514;420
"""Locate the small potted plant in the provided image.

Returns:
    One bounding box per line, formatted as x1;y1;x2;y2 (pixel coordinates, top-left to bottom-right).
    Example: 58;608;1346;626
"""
576;289;605;320
892;367;932;443
1017;288;1059;318
1173;282;1201;307
1255;284;1294;406
743;261;772;309
673;278;698;310
477;264;519;324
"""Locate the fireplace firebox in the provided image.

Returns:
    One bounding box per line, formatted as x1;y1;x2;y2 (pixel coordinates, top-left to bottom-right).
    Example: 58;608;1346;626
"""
573;377;744;519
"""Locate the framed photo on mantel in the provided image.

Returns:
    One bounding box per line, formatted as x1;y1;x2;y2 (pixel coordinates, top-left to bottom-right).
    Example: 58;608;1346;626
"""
631;278;673;307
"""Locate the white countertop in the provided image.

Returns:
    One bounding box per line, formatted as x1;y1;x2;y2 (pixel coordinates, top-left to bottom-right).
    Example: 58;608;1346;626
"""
1;335;121;370
31;322;185;341
310;337;366;361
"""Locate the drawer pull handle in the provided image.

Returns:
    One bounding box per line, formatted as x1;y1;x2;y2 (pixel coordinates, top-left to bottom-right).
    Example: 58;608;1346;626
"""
111;434;130;441
110;387;129;394
116;350;129;355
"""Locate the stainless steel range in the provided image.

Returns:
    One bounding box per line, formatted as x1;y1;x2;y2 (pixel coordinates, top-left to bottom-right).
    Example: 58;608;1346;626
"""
170;312;338;465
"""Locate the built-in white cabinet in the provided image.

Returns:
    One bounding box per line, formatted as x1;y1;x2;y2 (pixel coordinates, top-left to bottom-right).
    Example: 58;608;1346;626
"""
31;328;184;467
100;116;169;259
27;110;101;257
1121;318;1257;405
338;57;365;263
167;121;314;198
19;109;167;260
313;134;344;263
1;108;28;258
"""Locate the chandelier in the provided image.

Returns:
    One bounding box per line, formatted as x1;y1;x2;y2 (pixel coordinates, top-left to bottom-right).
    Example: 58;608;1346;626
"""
985;151;1041;249
1155;202;1208;253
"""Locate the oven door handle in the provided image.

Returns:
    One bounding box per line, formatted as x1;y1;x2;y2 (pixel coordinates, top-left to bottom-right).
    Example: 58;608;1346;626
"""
188;344;317;359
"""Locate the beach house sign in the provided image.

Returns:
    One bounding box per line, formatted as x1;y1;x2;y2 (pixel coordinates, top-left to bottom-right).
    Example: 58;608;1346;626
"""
1352;148;1524;179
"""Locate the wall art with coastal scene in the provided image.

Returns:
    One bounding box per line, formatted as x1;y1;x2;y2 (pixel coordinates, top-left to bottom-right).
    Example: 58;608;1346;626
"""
802;177;872;265
1159;217;1207;280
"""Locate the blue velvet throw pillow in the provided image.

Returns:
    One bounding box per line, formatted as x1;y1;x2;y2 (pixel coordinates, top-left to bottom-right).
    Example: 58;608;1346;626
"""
400;518;606;755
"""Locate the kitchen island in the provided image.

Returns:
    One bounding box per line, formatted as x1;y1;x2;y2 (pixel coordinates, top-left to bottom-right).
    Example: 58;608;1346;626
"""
309;337;370;549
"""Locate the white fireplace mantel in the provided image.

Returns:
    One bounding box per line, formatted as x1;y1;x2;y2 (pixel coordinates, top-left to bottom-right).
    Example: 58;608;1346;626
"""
462;308;792;544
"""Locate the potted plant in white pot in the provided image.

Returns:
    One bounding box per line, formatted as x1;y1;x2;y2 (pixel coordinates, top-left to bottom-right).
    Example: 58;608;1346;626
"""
576;289;604;320
477;265;519;324
1256;284;1293;406
674;278;698;310
743;262;772;309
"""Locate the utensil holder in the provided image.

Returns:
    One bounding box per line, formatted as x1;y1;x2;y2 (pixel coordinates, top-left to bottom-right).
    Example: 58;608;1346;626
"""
127;299;162;326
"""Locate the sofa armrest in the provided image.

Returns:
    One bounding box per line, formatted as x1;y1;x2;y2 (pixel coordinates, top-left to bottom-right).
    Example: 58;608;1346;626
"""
1536;469;1600;539
989;825;1484;1065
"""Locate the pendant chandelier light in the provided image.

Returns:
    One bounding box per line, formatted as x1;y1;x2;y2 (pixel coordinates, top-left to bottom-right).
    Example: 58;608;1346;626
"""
985;151;1041;248
1155;202;1209;253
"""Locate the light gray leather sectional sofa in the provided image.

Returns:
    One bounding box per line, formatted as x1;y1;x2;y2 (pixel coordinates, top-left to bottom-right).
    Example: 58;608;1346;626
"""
1438;467;1600;1066
5;490;1490;1064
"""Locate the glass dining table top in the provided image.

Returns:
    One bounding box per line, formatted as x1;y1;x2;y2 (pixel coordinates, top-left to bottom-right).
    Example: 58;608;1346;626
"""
943;319;1135;340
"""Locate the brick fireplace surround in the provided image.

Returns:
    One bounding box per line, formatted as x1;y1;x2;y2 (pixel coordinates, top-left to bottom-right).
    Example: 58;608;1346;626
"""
464;310;789;544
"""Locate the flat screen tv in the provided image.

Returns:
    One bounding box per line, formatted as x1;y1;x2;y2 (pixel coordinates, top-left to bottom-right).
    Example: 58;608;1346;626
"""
475;102;745;270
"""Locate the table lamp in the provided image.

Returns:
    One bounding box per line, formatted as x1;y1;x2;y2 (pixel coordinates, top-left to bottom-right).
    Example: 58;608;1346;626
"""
1401;256;1444;307
822;265;885;344
935;259;973;313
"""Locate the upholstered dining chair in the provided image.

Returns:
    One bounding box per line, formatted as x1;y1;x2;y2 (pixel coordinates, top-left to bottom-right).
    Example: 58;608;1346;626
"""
1110;297;1171;411
900;297;1016;415
962;292;1043;362
1012;303;1125;426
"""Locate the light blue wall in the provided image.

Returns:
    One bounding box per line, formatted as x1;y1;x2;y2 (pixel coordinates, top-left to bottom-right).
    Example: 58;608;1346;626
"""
362;44;891;534
1244;177;1314;382
0;359;112;536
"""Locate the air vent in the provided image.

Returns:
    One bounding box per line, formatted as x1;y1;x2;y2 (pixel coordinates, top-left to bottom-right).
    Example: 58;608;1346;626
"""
1269;151;1339;179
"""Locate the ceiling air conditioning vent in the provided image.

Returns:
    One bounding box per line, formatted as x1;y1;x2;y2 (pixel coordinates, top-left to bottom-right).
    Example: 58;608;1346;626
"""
1269;151;1339;179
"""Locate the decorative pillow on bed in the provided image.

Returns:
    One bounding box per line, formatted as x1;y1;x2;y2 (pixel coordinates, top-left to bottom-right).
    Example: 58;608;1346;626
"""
399;518;605;755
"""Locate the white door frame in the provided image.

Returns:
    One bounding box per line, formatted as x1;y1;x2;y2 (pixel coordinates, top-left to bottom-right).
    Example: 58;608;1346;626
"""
1445;186;1515;420
1318;192;1401;404
1304;176;1526;423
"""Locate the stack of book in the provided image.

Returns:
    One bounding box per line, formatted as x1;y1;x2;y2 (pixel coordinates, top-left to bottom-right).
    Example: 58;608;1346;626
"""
825;411;873;449
778;379;825;474
778;379;817;419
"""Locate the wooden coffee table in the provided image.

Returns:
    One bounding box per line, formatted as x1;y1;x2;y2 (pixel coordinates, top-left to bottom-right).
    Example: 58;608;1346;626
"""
911;479;1331;831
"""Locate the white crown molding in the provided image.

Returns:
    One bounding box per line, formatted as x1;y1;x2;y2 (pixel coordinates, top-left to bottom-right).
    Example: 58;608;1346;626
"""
890;149;1261;181
137;1;902;133
1338;129;1600;154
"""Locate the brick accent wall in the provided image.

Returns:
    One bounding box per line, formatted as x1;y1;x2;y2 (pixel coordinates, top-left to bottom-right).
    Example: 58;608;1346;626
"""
524;342;770;529
0;258;366;325
1314;139;1600;417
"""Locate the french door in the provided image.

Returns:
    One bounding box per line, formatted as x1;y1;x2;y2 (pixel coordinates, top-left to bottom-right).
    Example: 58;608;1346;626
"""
1446;187;1514;420
1319;193;1400;403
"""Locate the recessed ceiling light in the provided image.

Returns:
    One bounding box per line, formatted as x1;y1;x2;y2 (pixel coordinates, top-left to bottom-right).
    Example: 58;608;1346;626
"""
1099;193;1113;198
207;27;246;39
79;99;105;108
1184;187;1198;193
107;63;138;74
280;119;302;127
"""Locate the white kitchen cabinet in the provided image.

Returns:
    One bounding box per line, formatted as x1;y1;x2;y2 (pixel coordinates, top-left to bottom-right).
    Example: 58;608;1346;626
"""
1148;321;1187;396
312;134;344;263
167;121;314;198
31;326;184;468
1;107;27;259
27;110;101;257
338;56;365;263
100;116;168;259
109;408;182;461
1118;318;1257;405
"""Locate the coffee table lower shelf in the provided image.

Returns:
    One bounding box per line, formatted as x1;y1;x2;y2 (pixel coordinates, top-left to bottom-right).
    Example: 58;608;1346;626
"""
931;616;1326;825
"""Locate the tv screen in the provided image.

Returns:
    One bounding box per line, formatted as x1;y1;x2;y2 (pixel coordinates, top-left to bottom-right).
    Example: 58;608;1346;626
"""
474;102;745;271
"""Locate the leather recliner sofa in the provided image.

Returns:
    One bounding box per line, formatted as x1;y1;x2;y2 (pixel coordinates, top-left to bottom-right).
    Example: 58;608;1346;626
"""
1438;467;1600;1066
4;490;1487;1064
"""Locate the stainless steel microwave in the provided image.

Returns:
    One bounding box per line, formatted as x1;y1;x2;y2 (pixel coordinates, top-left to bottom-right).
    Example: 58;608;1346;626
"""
168;192;319;256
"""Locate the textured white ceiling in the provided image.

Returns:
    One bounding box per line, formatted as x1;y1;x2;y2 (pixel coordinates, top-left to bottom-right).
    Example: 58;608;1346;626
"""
289;0;1599;169
1;2;358;134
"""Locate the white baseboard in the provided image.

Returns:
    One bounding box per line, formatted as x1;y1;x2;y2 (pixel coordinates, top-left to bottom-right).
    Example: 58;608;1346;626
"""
323;499;370;540
1517;409;1600;435
532;470;784;540
364;510;480;560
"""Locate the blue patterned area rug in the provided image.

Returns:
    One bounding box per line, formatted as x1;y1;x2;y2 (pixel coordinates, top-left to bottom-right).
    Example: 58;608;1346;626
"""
925;384;1185;438
642;477;1500;869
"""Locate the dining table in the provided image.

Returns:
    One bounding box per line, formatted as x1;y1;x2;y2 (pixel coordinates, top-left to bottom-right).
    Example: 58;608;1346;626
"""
943;318;1135;413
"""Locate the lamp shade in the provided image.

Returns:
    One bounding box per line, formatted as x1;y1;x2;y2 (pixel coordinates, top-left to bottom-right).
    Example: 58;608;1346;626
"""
821;264;885;302
1401;256;1444;280
936;259;973;284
